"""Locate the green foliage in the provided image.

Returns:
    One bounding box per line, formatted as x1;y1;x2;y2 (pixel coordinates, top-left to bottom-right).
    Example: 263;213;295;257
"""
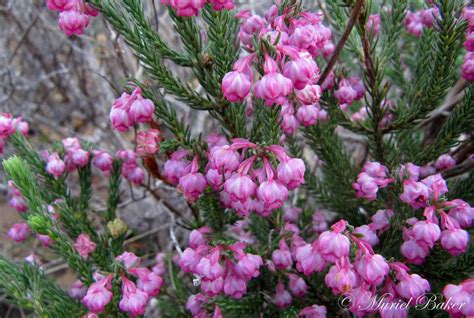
0;256;84;317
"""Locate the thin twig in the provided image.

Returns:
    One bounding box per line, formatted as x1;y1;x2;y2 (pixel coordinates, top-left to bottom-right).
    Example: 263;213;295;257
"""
317;0;364;85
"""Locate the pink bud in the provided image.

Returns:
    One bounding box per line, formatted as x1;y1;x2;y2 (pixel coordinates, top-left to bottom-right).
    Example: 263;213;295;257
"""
367;14;381;35
69;148;90;168
70;280;87;299
178;159;207;202
274;280;292;308
324;258;358;294
129;92;154;123
129;267;163;297
8;195;28;213
283;53;319;90
196;249;224;280
37;234;53;247
201;277;224;296
185;293;207;315
395;273;430;300
119;276;149;317
46;0;69;11
354;225;379;246
354;253;389;286
317;229;350;263
434;154;456;170
465;32;474;52
223;273;247;299
272;239;293;270
222;71;251;102
123;165;145;185
188;226;210;248
296;104;319;127
334;79;357;105
209;145;240;172
224;173;256;203
92;150;114;173
288;273;308;297
400;239;429;265
399;179;429;209
136;129;161;156
8;223;30;242
82;275;113;313
277;157;305;190
440;228;469;256
110;106;133;132
46;153;66;177
116;251;141;269
462;52;474;81
281;114;300;135
58;10;89;36
447;199;473;228
294;244;326;276
295;84;322;105
74;234;97;259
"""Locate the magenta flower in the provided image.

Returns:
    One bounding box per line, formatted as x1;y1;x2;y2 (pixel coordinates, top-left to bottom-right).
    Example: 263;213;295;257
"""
8;223;30;243
273;280;292;308
119;276;149;317
82;275;113;313
74;234;97;259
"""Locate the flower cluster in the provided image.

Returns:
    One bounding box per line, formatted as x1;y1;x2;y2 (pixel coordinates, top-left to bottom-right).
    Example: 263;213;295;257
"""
46;0;99;36
0;113;29;154
462;7;474;81
82;252;163;316
222;8;333;134
110;87;155;132
44;137;90;177
180;229;263;302
352;162;394;201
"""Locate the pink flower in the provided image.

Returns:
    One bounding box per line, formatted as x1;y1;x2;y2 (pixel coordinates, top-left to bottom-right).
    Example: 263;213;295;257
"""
58;10;89;36
277;157;306;190
8;196;28;213
180;247;204;273
440;228;469;256
0;113;14;137
295;84;322;105
116;251;141;269
196;249;224;280
213;305;223;318
334;79;357;105
296;104;319;127
435;154;456;170
136;129;161;156
70;280;87;299
129;267;163;297
395;273;430;300
110;106;132;132
234;252;263;279
281;114;300;135
354;252;389;286
274;280;292;308
164;150;190;185
294;244;326;276
224;174;256;203
447;199;473;228
405;12;423;37
37;234;53;247
8;223;30;242
201;277;224;296
283;206;302;223
369;209;394;232
354;225;379;246
257;179;288;210
178;157;207;202
92;150;114;173
123;165;145;185
400;239;429;265
74;234;97;259
46;152;66;177
317;221;350;263
399;179;429;209
185;293;207;316
69;148;90;168
188;226;210;249
399;163;421;181
367;14;381;35
272;239;293;270
463;7;474;32
352;172;379;201
169;0;205;17
209;145;240;172
411;219;441;248
237;12;265;47
420;8;439;28
119;276;149;317
283;52;319;90
129;89;154;123
299;304;327;318
223;273;247;299
288;273;308;297
222;71;252;102
254;55;293;106
82;275;113;313
324;258;358;294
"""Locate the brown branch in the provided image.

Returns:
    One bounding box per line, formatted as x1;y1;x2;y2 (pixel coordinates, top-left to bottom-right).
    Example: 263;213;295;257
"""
317;0;364;85
441;158;474;179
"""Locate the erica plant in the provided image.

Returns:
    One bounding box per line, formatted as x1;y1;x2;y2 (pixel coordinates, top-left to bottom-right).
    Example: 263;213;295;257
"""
0;0;473;317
